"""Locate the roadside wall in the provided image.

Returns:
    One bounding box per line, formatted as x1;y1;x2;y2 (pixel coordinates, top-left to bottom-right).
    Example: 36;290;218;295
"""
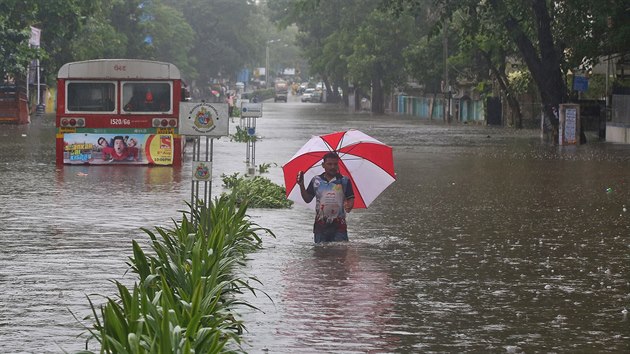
391;94;484;123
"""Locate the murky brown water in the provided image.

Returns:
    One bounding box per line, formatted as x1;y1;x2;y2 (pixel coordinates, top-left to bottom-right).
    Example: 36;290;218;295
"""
1;96;630;353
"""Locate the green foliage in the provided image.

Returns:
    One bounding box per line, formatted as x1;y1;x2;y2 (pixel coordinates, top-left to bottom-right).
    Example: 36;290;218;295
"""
402;28;445;93
142;1;197;79
0;0;289;86
221;173;293;209
508;70;533;95
347;9;414;93
231;106;241;118
0;0;90;78
230;126;257;143
75;196;274;353
167;0;263;83
258;162;274;174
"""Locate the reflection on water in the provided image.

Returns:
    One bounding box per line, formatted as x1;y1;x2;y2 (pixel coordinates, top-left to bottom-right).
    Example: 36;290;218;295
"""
2;105;630;353
276;243;399;352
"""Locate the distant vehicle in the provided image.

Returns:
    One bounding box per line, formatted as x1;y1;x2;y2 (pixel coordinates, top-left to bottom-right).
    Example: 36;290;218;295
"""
298;82;309;95
311;89;322;103
300;87;315;102
301;88;315;102
274;80;288;102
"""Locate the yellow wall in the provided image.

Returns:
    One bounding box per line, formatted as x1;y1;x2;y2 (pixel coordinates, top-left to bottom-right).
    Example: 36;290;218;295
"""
45;87;56;113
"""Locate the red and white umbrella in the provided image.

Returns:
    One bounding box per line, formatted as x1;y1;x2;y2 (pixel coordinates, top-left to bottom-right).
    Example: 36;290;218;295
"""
283;129;396;209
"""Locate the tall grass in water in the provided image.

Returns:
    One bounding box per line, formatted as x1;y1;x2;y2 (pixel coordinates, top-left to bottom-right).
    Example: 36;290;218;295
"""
75;196;274;353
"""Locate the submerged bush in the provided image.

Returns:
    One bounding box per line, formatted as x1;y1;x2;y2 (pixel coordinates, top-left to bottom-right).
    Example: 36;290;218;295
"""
221;173;293;209
257;162;274;174
74;196;274;353
229;125;257;142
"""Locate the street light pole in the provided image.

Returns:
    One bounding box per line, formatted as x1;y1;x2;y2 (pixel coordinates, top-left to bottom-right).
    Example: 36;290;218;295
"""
265;43;270;89
265;39;281;89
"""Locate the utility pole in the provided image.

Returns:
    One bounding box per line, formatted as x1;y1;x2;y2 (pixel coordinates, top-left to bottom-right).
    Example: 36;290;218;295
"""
265;43;269;89
265;39;282;89
443;22;450;123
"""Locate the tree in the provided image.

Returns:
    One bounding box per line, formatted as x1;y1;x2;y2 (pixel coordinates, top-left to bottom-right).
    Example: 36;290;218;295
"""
109;0;150;59
388;0;629;140
268;0;413;112
69;1;128;61
0;0;95;82
268;0;351;88
0;2;40;78
143;1;197;80
450;4;525;127
168;0;260;84
347;9;415;113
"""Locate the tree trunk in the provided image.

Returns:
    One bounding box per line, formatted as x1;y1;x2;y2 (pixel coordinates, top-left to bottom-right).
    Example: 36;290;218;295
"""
483;51;523;128
490;0;568;141
341;83;350;106
354;86;363;112
371;78;384;114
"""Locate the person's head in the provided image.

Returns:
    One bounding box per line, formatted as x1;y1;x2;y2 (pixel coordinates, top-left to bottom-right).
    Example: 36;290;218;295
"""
97;137;107;147
112;135;126;154
322;152;340;176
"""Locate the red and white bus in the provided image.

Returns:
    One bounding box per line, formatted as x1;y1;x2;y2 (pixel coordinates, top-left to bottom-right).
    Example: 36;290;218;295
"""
55;59;188;166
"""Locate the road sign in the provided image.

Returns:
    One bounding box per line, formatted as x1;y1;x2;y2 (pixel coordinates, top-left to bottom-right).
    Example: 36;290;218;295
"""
179;102;229;136
573;76;589;92
241;102;263;118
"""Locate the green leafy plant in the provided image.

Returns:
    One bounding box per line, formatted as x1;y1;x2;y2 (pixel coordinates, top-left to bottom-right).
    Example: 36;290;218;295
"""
229;125;257;143
74;196;274;353
257;162;274;174
221;173;293;209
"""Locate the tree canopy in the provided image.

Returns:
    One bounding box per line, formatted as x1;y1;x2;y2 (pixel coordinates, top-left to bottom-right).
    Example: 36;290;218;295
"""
1;0;299;87
267;0;630;121
2;0;629;125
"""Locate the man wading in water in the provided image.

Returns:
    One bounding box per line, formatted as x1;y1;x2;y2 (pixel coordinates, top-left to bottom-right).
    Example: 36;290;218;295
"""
297;152;355;243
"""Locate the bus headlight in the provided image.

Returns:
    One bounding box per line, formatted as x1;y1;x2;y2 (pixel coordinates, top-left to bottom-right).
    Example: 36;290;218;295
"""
168;119;177;127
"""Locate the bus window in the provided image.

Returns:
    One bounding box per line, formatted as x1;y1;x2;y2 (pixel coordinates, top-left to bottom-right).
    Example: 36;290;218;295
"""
67;82;116;112
122;82;171;113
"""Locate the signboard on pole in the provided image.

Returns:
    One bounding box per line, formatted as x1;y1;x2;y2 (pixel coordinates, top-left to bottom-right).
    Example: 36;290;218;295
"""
192;161;212;181
241;102;263;118
573;76;589;92
29;27;41;47
559;103;580;145
179;102;229;136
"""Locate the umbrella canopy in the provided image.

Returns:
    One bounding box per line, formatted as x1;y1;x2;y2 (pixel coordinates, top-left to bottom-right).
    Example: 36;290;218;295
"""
283;129;395;209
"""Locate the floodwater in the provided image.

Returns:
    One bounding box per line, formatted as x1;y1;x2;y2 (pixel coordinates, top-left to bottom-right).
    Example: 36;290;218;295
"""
1;95;630;353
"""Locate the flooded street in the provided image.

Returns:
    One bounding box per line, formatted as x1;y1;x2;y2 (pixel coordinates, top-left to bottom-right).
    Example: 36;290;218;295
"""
1;98;630;353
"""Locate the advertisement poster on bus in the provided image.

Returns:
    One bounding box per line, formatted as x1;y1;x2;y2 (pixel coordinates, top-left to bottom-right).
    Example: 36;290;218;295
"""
63;133;174;165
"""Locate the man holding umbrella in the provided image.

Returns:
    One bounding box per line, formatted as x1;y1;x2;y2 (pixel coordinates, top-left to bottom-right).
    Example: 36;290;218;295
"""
297;152;355;243
284;130;395;242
